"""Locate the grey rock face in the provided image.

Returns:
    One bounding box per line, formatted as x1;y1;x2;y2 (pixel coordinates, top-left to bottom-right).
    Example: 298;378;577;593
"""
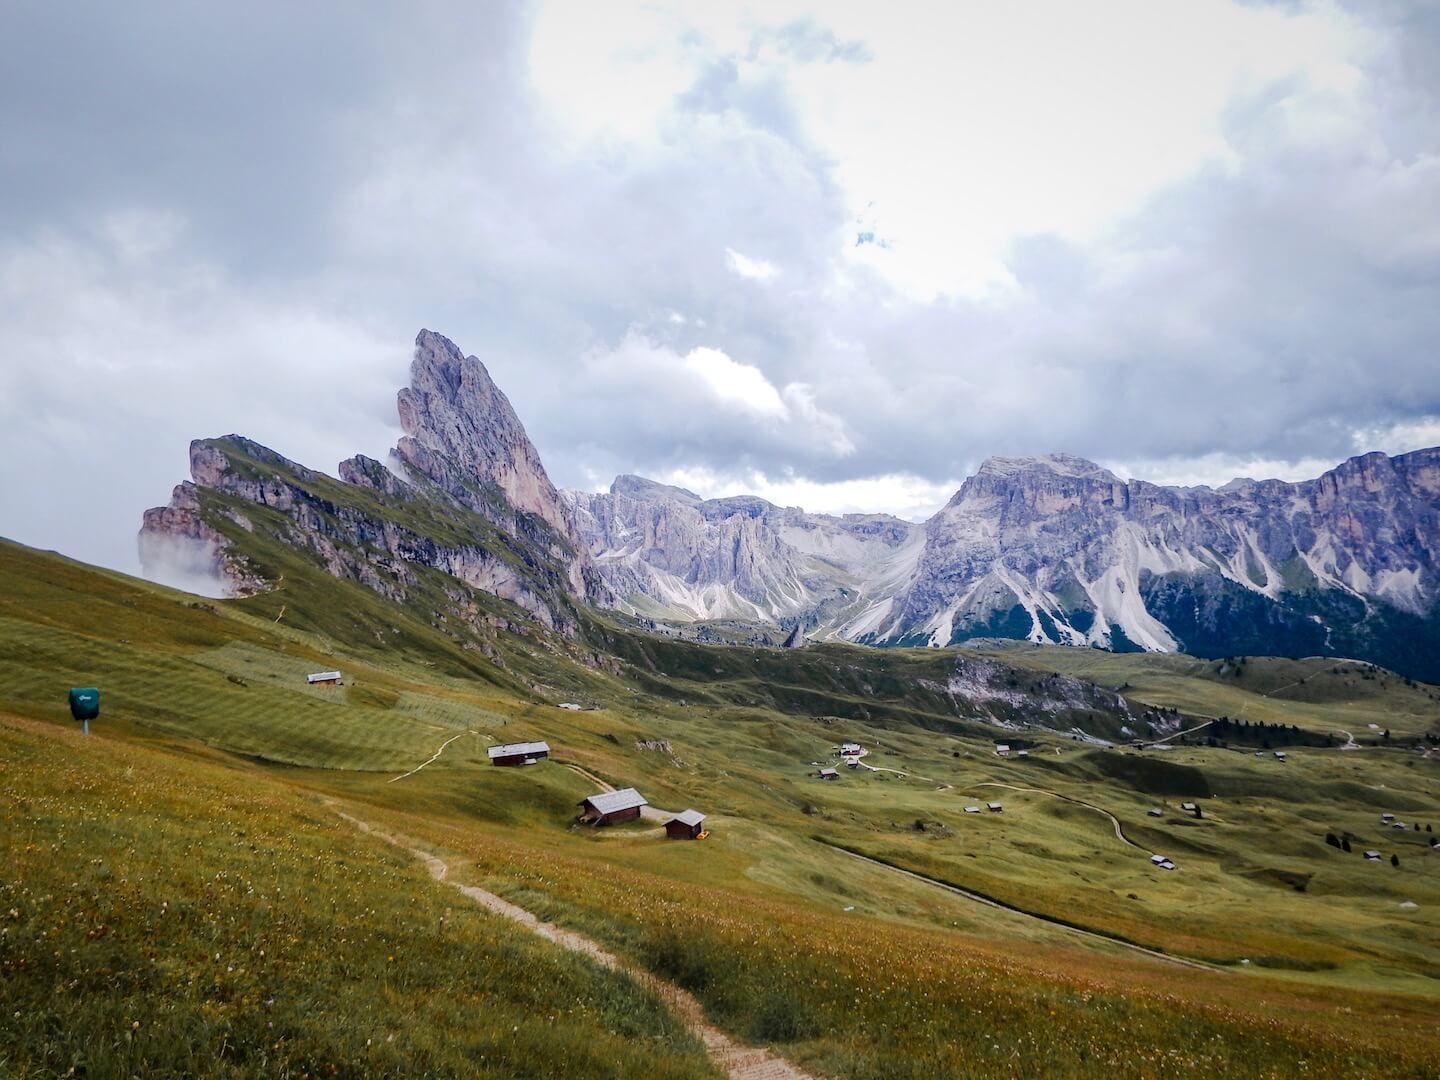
567;449;1440;676
139;329;606;631
565;479;922;626
394;329;598;601
868;449;1440;663
140;435;577;632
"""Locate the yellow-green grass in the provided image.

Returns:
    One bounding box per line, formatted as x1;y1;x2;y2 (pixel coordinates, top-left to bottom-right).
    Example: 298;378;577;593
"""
0;714;715;1079
5;534;1440;1073
333;785;1440;1079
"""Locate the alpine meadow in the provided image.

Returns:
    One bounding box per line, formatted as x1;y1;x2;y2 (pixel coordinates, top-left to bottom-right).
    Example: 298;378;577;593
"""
4;3;1440;1078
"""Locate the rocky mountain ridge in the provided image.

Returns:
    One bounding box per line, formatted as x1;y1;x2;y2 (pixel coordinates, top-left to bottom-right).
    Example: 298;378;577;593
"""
571;448;1440;678
140;331;601;635
138;328;1440;679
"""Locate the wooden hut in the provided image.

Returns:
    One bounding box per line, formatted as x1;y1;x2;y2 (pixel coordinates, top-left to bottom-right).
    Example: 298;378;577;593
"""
817;767;839;781
306;671;342;686
487;741;550;767
665;809;707;840
578;788;648;826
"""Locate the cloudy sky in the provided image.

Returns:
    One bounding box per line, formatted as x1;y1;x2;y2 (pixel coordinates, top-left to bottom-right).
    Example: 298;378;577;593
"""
3;0;1438;573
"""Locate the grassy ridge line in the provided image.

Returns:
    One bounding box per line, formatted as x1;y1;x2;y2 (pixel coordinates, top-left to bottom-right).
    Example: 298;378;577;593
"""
972;643;1440;736
0;713;718;1079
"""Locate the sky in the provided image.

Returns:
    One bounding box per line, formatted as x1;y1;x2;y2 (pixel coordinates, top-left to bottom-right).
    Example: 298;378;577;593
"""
2;0;1439;573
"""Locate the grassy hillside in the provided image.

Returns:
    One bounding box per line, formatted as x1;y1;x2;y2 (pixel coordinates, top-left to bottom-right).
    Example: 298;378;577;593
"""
0;716;713;1079
970;642;1440;738
3;538;1440;1077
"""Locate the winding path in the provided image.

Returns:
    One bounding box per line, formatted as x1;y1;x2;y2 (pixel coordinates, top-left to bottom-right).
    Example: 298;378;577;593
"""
973;782;1145;851
388;730;481;783
855;761;949;788
336;810;813;1080
560;761;615;792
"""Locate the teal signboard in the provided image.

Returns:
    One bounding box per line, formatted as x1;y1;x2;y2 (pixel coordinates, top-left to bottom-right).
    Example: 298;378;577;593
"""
68;688;100;723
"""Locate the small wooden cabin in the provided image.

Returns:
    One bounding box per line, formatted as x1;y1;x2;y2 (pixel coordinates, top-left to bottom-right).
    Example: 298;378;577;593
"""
986;801;1003;812
488;741;550;767
578;788;648;826
307;671;342;686
665;809;707;840
817;767;839;781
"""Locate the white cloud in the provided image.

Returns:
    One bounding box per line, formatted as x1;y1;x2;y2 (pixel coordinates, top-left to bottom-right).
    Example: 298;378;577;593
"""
1352;417;1440;458
725;247;779;280
682;345;786;415
644;465;955;521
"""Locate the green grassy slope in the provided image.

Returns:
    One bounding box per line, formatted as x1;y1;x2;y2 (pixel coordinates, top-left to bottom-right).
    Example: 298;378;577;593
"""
4;538;1440;1077
0;716;713;1079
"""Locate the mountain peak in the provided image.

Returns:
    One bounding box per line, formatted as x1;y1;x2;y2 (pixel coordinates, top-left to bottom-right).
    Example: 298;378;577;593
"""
610;474;702;505
395;329;574;539
974;453;1121;484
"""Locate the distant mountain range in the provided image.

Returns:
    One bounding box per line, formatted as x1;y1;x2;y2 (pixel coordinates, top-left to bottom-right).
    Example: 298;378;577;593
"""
140;330;1440;679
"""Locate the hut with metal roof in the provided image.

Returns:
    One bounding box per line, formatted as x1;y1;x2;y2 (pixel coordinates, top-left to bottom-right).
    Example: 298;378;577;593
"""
306;670;342;686
578;788;648;826
488;741;550;767
817;767;839;781
665;809;707;840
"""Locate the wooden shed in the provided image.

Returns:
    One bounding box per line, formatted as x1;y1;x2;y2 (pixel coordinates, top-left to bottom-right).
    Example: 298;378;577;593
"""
817;767;839;781
665;809;707;840
578;788;648;826
487;741;550;767
306;670;342;686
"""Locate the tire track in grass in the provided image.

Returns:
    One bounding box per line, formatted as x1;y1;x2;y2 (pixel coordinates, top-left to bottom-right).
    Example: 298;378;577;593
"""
335;810;815;1080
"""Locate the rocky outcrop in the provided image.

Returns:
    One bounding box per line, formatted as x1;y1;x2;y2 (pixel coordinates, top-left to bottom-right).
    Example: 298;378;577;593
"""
565;478;922;625
137;470;266;598
141;435;580;633
139;330;606;633
567;450;1440;677
858;451;1440;677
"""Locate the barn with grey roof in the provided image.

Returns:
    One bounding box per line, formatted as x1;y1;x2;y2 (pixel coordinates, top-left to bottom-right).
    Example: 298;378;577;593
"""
488;741;550;766
578;788;648;825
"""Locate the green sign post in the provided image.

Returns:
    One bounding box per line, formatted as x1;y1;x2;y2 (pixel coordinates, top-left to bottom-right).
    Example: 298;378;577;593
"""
68;688;99;735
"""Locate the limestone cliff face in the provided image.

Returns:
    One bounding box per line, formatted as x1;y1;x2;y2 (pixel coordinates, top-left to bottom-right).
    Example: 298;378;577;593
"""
393;330;599;600
139;436;578;632
566;450;1440;678
137;466;266;598
565;475;922;626
134;325;1440;678
867;450;1440;672
138;330;604;633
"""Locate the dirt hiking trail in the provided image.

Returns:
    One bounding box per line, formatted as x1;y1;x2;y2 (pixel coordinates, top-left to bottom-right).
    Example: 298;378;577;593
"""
336;809;814;1080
